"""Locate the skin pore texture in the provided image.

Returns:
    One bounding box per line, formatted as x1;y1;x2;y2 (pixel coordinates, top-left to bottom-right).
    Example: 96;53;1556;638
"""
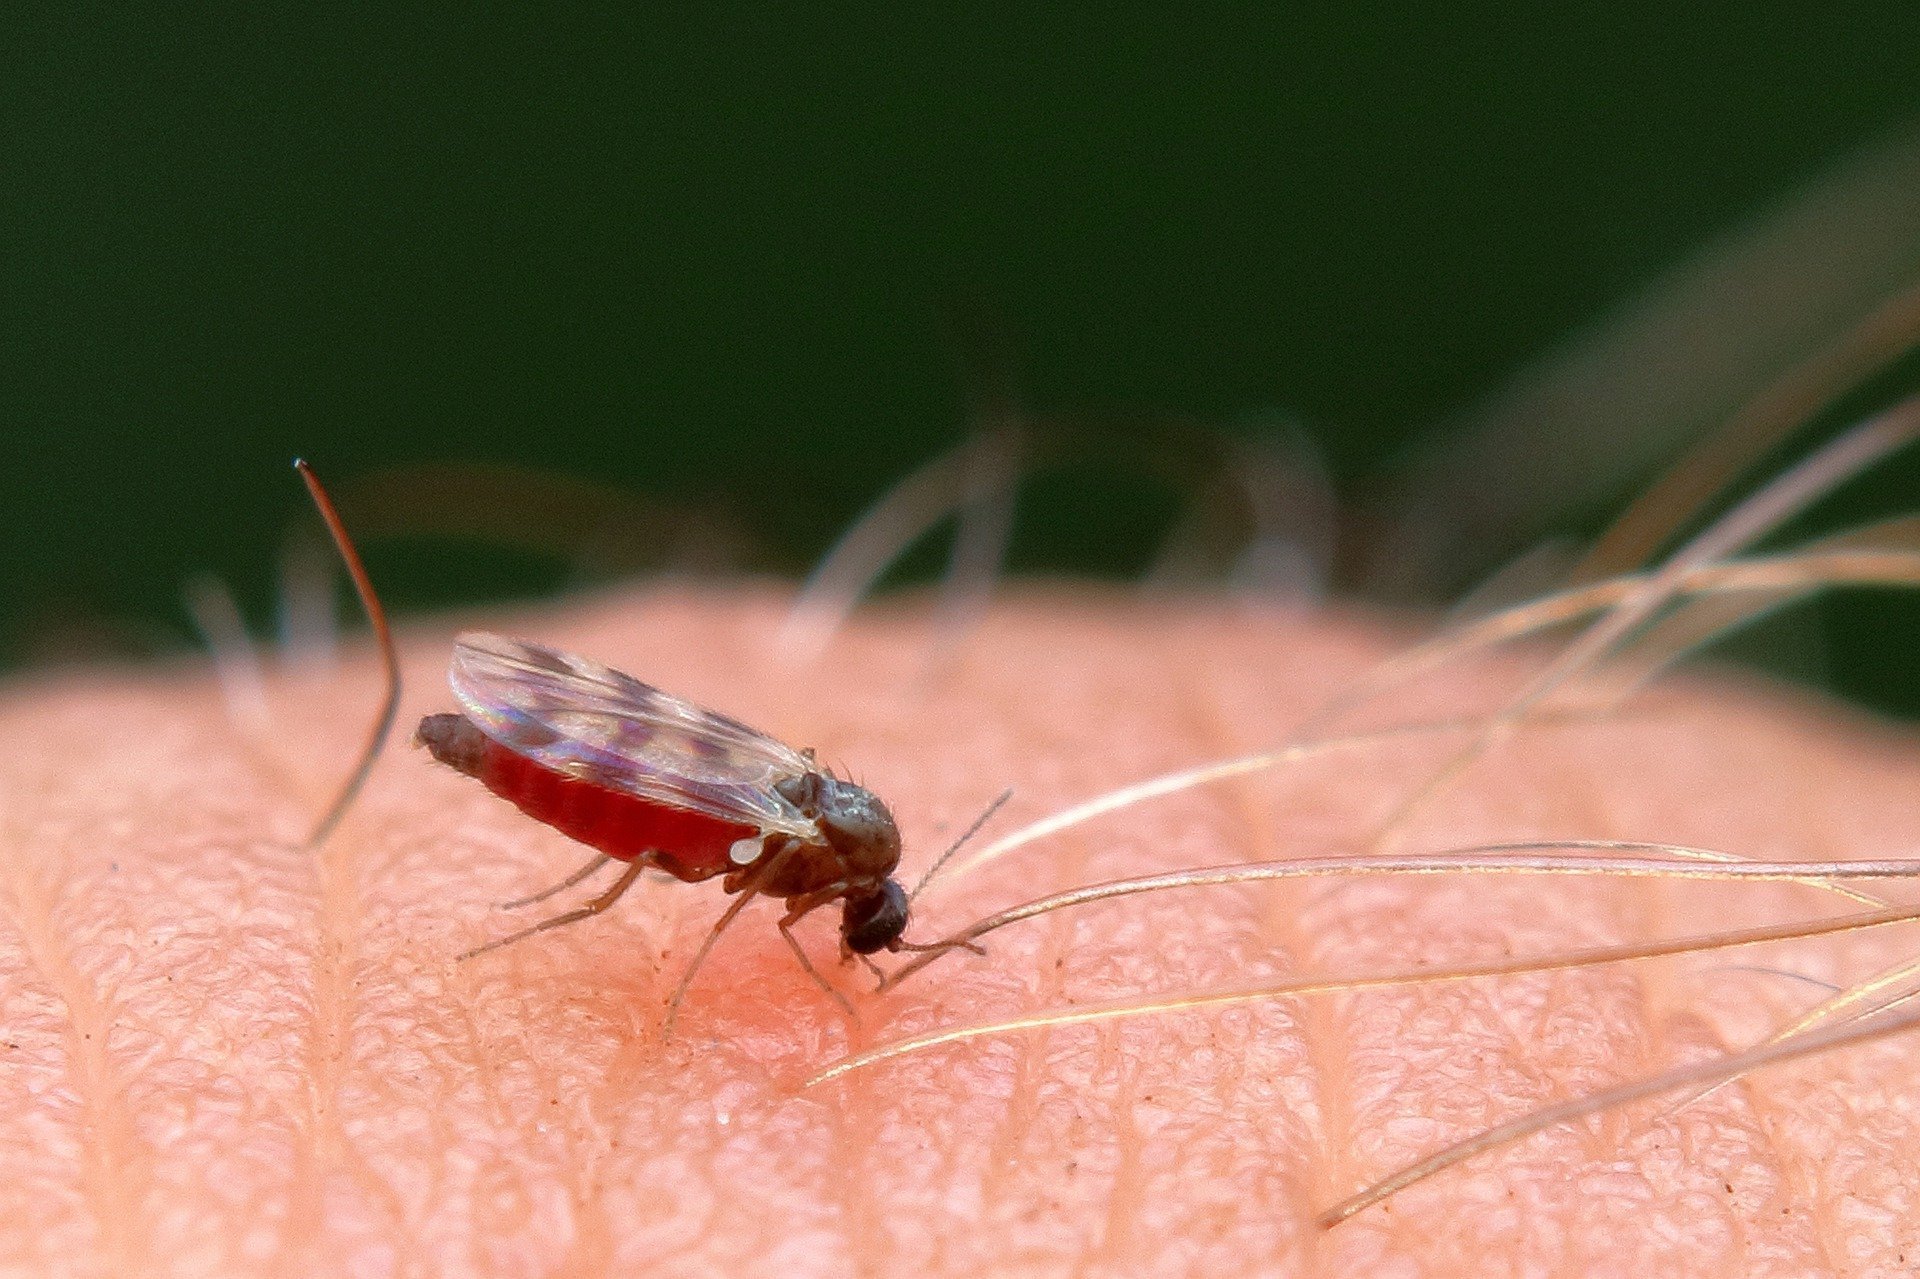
4;584;1920;1277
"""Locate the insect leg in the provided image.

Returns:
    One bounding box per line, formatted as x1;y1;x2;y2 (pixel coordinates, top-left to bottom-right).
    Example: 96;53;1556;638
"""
498;853;616;910
854;952;887;988
778;910;858;1021
457;857;647;962
663;847;796;1040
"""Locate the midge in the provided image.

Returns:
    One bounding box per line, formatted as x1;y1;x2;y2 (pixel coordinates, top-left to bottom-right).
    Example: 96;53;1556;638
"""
293;460;995;1030
420;635;919;966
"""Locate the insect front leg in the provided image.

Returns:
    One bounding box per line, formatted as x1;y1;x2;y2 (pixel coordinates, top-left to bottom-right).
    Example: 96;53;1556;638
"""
779;906;856;1013
778;890;859;1021
853;952;888;989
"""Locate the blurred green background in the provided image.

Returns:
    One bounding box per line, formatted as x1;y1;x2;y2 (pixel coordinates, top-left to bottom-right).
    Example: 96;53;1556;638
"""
7;9;1920;712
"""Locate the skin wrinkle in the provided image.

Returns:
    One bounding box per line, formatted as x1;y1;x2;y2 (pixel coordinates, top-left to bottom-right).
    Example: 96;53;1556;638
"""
1519;712;1661;1214
1723;1042;1835;1273
1236;691;1612;1259
1092;1054;1145;1269
1313;791;1850;1259
1176;629;1345;1234
1639;916;1823;1265
823;1025;880;1279
973;948;1051;1233
3;827;152;1273
1082;637;1904;1267
1136;618;1858;1267
1722;812;1911;1267
1172;755;1308;1260
8;701;252;1273
7;586;1920;1274
961;655;1165;1257
281;823;363;1263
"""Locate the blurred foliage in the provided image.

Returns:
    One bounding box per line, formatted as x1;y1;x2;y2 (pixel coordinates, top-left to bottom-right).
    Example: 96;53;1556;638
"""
5;8;1920;712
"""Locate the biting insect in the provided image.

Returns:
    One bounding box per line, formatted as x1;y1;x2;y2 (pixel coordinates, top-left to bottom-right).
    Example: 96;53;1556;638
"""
420;633;917;962
293;459;995;1030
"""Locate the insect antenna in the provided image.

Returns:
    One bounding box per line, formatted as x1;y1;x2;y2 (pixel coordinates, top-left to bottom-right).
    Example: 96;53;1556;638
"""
870;788;1016;969
294;458;402;851
907;787;1014;904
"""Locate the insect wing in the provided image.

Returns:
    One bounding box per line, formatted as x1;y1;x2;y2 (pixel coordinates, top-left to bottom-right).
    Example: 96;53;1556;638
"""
448;632;818;838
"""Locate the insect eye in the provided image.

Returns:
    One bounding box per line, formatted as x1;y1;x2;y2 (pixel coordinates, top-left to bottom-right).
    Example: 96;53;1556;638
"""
841;880;909;954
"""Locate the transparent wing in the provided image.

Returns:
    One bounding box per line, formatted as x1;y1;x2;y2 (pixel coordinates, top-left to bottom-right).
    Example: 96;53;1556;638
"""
447;632;819;838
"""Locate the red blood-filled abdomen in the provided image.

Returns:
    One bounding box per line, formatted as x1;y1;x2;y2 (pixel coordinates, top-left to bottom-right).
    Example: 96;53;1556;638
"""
476;739;754;880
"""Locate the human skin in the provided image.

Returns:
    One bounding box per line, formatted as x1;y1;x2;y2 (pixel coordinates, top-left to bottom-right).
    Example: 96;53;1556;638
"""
3;585;1919;1277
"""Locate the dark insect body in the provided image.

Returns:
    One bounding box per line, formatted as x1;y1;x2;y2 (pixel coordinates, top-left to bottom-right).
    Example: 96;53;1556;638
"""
419;632;914;966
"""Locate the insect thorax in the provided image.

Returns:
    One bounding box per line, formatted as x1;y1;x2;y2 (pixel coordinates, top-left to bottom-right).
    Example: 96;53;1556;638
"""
774;771;903;884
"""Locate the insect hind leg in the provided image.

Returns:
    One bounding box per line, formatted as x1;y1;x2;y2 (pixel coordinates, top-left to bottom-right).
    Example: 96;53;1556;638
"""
498;853;617;910
458;857;647;962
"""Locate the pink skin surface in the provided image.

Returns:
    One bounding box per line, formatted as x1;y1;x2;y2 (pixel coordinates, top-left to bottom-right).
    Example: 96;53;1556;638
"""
3;585;1919;1277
